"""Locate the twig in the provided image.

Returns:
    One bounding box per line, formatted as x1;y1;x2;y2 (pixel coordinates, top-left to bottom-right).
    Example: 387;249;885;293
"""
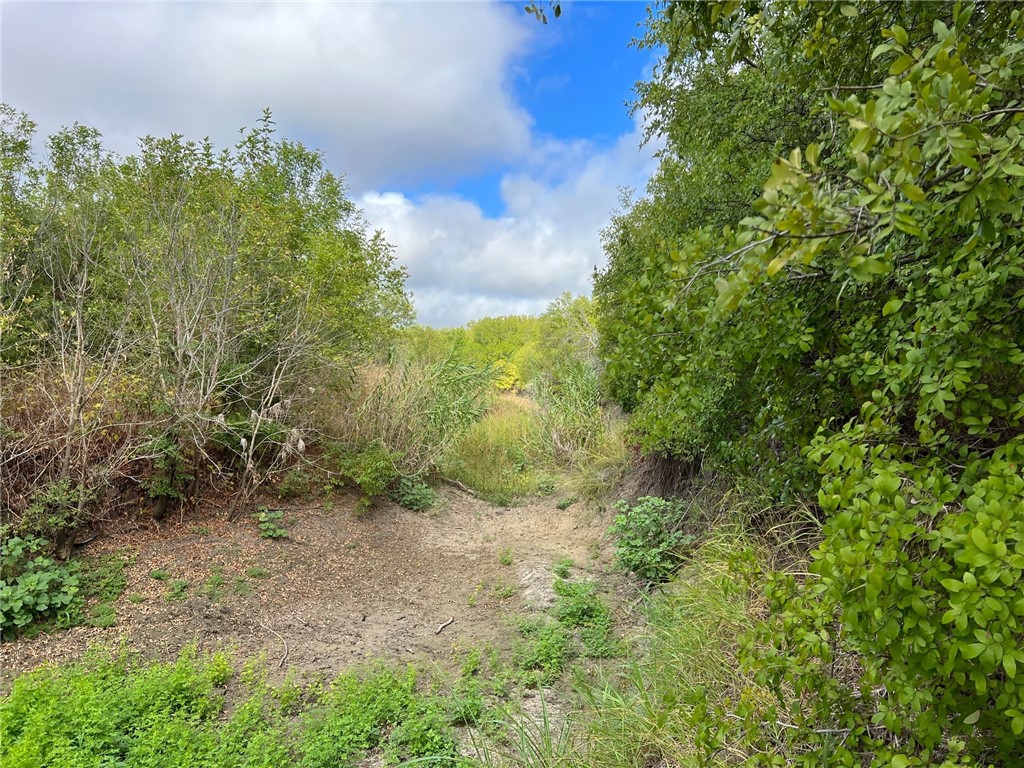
441;478;478;497
258;620;290;668
435;617;454;635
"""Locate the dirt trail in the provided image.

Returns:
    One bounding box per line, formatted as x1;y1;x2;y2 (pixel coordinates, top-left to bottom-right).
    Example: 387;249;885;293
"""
1;489;616;685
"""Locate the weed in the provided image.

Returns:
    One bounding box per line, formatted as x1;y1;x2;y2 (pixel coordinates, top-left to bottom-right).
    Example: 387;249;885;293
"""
246;566;271;579
149;568;170;580
53;551;130;632
536;474;558;495
498;547;514;566
556;494;578;510
467;581;485;607
491;583;517;600
388;476;437;512
232;577;252;596
514;618;574;686
552;577;621;660
127;593;146;604
166;580;189;601
553;557;574;579
254;507;289;539
189;525;211;536
200;568;226;601
86;603;116;628
609;496;696;582
0;535;79;639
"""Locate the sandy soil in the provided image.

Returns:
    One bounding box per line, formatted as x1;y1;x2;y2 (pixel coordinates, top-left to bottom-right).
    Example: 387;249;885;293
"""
1;487;618;686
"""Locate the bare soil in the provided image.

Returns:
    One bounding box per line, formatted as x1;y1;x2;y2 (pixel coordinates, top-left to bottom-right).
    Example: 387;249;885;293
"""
1;488;619;686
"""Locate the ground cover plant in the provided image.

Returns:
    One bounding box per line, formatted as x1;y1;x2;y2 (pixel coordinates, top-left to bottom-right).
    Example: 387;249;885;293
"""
0;649;465;768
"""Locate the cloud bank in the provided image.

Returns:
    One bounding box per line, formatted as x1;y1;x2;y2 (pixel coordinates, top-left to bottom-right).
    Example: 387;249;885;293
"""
2;1;657;327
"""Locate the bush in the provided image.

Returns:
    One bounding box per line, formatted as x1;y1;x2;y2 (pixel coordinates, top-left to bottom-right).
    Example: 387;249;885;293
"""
0;535;80;639
608;497;695;583
388;477;437;512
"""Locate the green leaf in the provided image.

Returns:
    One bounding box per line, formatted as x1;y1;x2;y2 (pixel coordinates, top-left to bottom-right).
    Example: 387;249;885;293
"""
890;25;909;47
882;298;904;316
964;709;981;725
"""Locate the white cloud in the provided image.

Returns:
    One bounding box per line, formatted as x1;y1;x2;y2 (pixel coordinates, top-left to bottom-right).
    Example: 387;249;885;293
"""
363;117;660;327
2;1;661;328
1;1;533;190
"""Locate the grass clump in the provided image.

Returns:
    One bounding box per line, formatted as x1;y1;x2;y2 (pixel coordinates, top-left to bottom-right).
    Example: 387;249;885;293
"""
575;532;761;768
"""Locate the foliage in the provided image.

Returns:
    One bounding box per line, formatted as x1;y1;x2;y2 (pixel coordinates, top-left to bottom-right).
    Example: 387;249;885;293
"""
0;107;412;532
253;507;289;539
552;578;620;659
574;534;759;768
0;535;79;639
514;618;574;687
608;497;694;583
324;352;493;495
597;1;1024;764
388;476;437;512
535;359;606;466
444;394;555;505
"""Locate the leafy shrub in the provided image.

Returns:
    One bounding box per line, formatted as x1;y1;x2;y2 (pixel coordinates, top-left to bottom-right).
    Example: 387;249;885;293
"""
0;535;79;639
254;507;289;539
21;479;92;539
332;440;400;512
388;477;437;511
277;469;311;499
141;433;195;513
608;496;695;582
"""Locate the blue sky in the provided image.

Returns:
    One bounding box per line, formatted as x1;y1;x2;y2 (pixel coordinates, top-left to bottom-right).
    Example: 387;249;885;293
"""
2;1;660;326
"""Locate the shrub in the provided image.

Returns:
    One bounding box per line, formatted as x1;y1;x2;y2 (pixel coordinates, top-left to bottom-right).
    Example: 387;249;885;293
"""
608;496;695;582
388;477;437;512
0;535;79;639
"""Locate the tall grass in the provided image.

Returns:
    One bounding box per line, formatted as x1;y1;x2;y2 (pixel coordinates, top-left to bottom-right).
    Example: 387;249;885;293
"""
323;352;493;479
534;361;605;467
575;531;762;767
442;395;555;506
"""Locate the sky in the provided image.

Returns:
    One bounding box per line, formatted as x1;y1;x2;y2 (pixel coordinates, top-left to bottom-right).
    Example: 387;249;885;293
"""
1;1;660;327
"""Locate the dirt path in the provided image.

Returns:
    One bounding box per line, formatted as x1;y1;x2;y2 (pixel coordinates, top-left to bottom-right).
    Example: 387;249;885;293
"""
1;488;617;685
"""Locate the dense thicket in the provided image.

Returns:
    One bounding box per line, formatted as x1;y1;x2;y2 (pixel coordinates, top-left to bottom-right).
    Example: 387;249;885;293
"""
597;1;1024;764
1;108;411;543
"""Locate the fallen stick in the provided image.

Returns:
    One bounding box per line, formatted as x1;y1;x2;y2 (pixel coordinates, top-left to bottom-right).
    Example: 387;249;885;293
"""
441;479;478;497
435;616;454;635
258;620;290;668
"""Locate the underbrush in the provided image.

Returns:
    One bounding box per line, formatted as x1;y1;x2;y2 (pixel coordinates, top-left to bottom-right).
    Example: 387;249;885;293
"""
443;394;558;506
320;354;492;507
0;648;477;768
1;535;131;639
583;533;761;767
